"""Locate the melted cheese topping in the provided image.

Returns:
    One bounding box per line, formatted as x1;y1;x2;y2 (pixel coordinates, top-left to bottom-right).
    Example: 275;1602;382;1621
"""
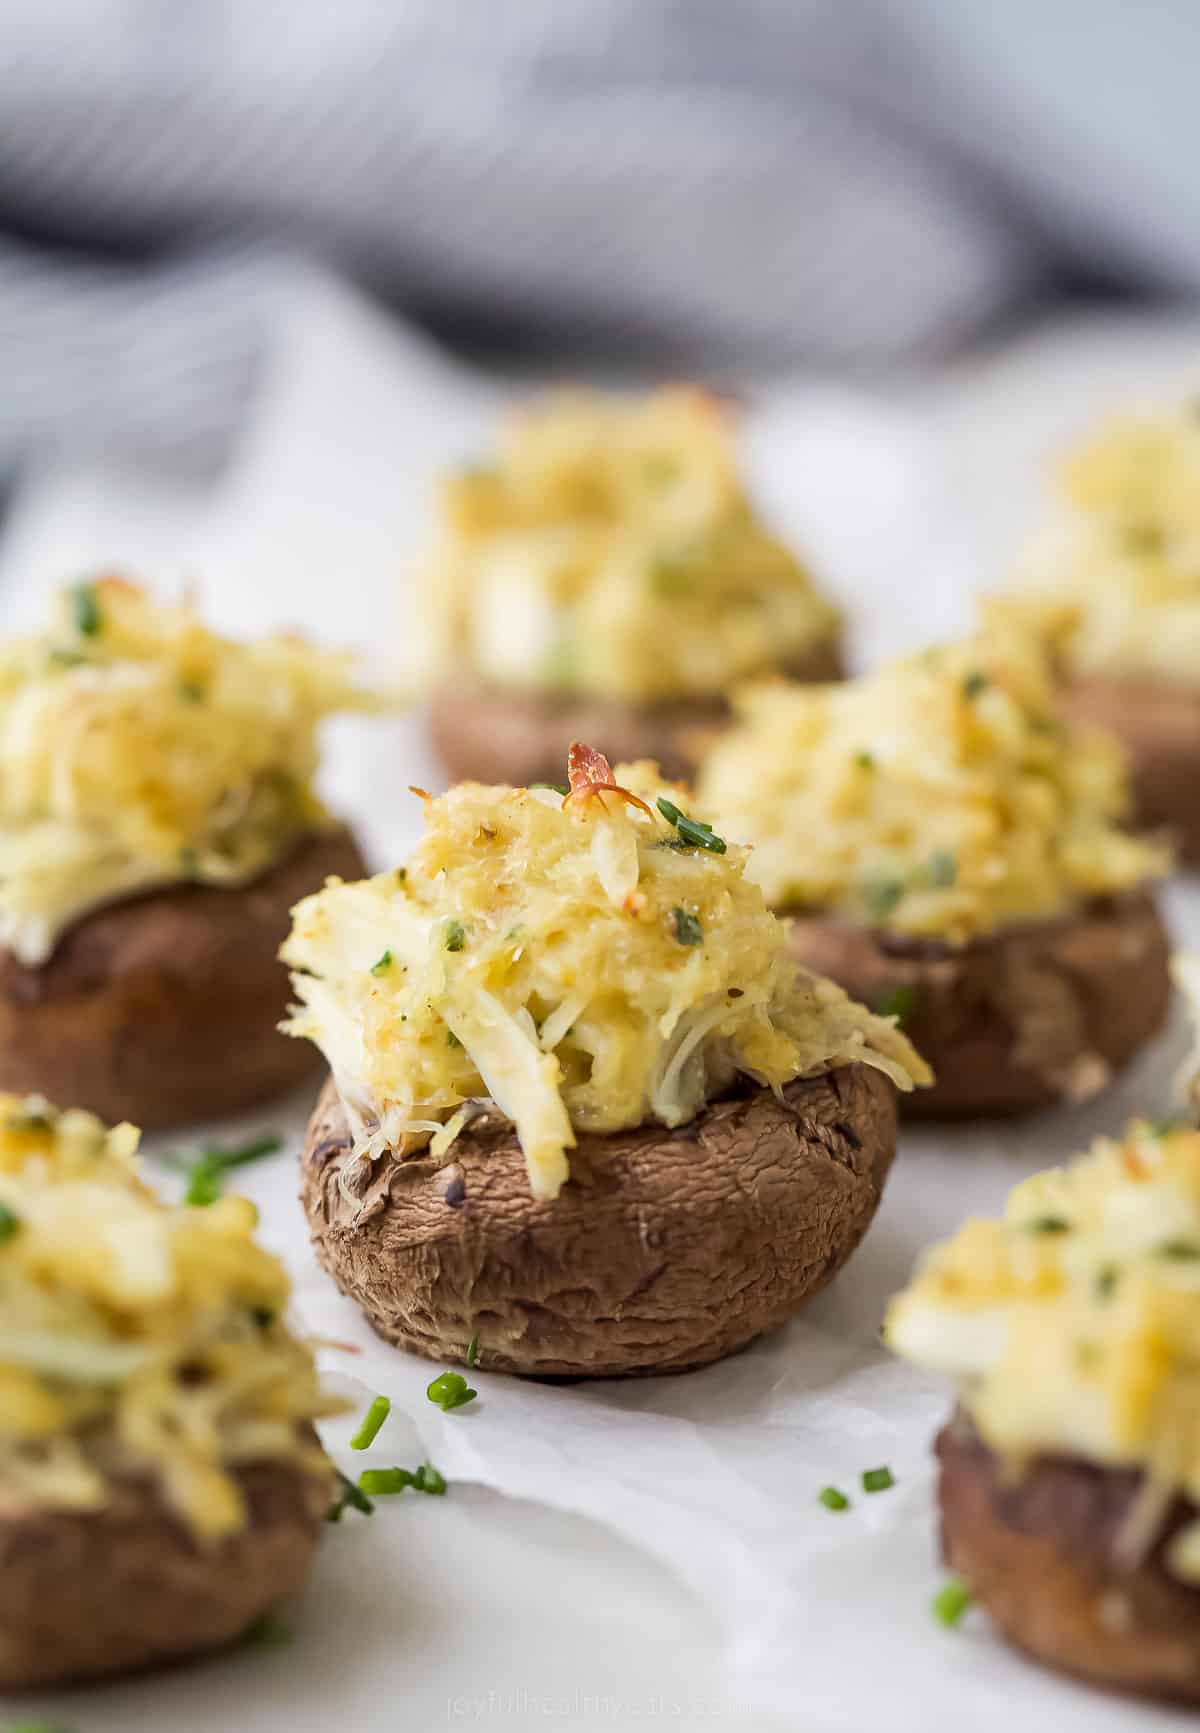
887;1123;1200;1570
0;576;375;963
696;632;1167;944
991;400;1200;683
282;756;928;1200
420;386;840;702
0;1100;337;1539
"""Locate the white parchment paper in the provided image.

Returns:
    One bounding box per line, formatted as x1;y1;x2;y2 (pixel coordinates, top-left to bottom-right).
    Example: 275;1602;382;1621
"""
3;277;1200;1731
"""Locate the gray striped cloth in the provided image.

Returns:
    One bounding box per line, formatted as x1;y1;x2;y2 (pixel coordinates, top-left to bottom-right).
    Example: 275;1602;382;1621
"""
1;0;1197;482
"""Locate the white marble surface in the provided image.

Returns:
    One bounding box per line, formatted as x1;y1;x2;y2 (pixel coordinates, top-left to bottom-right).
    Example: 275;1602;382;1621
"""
2;282;1200;1731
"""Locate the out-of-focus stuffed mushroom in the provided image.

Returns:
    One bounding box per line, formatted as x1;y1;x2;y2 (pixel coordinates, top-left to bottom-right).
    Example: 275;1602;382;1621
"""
887;1114;1200;1701
988;399;1200;860
422;387;843;784
0;1095;339;1688
0;576;374;1127
283;746;927;1378
697;632;1172;1117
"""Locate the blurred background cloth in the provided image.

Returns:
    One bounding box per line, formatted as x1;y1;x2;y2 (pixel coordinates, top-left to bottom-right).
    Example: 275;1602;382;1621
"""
2;0;1199;483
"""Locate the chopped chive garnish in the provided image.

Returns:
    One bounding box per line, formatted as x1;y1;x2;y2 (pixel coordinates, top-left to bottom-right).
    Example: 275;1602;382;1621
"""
1159;1239;1200;1260
427;1370;478;1412
862;876;904;921
350;1395;391;1451
876;984;917;1027
1145;1116;1184;1138
925;849;958;888
962;670;989;700
444;919;467;952
818;1485;849;1511
447;1029;463;1049
178;677;206;702
655;796;727;854
465;1331;481;1368
671;907;704;947
72;582;102;637
931;1576;972;1627
854;750;875;770
243;1611;293;1648
1026;1215;1070;1235
359;1467;415;1495
862;1466;894;1493
183;1135;282;1206
251;1306;277;1328
326;1468;374;1521
0;1203;20;1244
6;1110;51;1133
396;866;408;883
531;781;570;796
357;1462;447;1497
1095;1265;1119;1299
370;950;393;977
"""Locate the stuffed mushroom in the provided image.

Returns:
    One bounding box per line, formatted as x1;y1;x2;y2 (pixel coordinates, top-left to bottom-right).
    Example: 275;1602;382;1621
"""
283;746;928;1377
887;1117;1200;1702
696;632;1172;1117
0;576;374;1127
421;387;843;784
0;1094;339;1687
988;398;1200;860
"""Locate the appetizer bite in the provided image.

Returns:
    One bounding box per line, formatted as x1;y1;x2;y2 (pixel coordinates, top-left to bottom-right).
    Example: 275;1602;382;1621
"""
422;387;842;784
887;1118;1200;1701
0;576;372;1127
283;746;927;1377
989;399;1200;859
697;634;1172;1117
0;1093;338;1687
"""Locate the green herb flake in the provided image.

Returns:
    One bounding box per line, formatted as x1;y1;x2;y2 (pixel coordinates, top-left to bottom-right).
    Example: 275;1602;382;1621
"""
671;907;704;947
72;582;102;638
370;950;393;977
531;781;570;796
861;876;904;922
447;1030;463;1049
427;1370;478;1412
359;1462;447;1497
358;1466;415;1496
1095;1265;1119;1300
465;1331;481;1368
854;750;875;770
931;1576;972;1628
444;919;467;952
243;1611;293;1649
1159;1240;1200;1261
326;1468;374;1522
178;677;206;702
876;984;917;1027
183;1135;282;1206
861;1466;895;1494
350;1395;392;1451
1026;1215;1070;1235
414;1462;447;1495
6;1110;51;1134
962;670;989;701
0;1203;20;1245
925;849;958;888
655;796;727;854
1145;1116;1185;1139
818;1485;850;1512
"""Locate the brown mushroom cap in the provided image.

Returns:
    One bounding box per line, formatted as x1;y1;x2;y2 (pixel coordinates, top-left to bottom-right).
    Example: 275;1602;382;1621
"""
0;825;368;1130
428;635;844;787
0;1451;330;1689
785;889;1170;1118
1060;674;1200;864
938;1411;1200;1703
300;1061;896;1379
